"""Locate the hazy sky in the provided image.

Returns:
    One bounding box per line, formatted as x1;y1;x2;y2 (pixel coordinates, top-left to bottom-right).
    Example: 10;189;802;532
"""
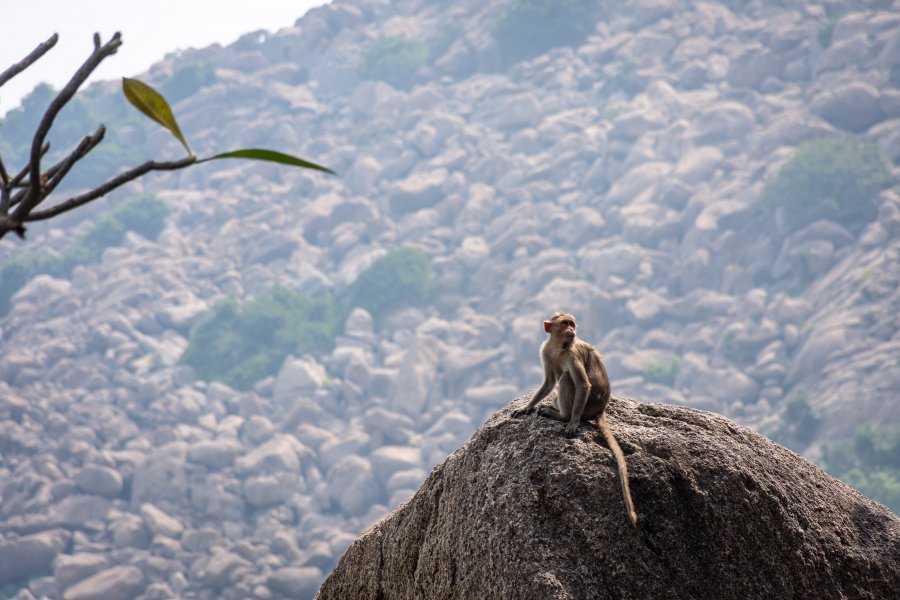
2;0;330;114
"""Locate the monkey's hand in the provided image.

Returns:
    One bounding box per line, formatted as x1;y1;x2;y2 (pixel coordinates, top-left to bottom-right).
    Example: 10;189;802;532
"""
564;422;579;438
511;406;535;418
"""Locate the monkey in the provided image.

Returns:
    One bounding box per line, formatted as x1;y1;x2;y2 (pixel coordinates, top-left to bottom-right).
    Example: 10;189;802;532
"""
512;312;638;527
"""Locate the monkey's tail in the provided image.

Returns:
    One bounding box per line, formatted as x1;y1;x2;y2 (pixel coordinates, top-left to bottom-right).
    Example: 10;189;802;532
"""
598;416;638;527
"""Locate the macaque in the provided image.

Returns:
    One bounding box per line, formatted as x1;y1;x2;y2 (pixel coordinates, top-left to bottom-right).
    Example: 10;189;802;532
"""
512;312;638;527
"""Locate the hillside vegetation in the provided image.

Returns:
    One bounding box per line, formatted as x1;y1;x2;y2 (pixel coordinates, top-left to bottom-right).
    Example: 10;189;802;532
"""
1;0;898;598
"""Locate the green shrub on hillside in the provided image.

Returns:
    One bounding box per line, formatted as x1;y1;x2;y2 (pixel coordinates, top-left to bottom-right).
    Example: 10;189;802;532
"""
643;357;680;386
852;423;900;468
1;83;145;190
180;287;343;391
760;137;893;234
357;35;429;90
58;194;169;269
493;0;605;66
109;194;170;240
0;194;169;314
822;423;900;515
841;468;900;513
346;248;431;324
180;247;432;389
0;253;63;314
0;84;58;166
766;391;822;451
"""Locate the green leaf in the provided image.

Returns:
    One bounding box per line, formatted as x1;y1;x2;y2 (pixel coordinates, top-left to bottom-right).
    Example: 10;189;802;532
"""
197;148;335;174
122;77;191;155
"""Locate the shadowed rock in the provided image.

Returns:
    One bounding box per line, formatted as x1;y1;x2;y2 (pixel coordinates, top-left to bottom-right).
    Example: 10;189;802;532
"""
316;397;900;600
0;529;70;586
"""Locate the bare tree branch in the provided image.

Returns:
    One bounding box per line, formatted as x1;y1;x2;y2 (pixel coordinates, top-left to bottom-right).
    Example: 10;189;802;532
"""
6;133;92;209
0;34;59;88
14;32;122;222
1;32;330;243
4;144;50;213
0;175;8;221
25;156;196;222
0;216;26;239
10;143;50;190
2;145;48;217
46;128;105;178
38;126;107;201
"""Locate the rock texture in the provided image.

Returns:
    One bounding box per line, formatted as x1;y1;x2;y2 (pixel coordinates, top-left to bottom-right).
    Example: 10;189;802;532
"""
0;0;899;598
317;396;900;600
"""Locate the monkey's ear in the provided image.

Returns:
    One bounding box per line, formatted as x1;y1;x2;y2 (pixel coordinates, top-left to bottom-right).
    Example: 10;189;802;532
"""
543;321;553;333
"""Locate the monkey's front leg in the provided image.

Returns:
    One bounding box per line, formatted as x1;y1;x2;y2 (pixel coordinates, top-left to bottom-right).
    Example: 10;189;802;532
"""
512;377;555;418
539;374;575;433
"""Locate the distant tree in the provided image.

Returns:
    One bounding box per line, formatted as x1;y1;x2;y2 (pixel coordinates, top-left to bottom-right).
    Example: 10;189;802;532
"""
0;194;169;314
822;423;900;515
345;247;431;325
760;137;893;234
180;286;343;391
643;357;680;386
180;247;434;389
357;35;429;90
0;33;333;242
0;82;148;191
766;390;822;451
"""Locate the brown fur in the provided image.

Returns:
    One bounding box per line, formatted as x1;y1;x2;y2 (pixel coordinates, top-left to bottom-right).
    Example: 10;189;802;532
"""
512;312;638;526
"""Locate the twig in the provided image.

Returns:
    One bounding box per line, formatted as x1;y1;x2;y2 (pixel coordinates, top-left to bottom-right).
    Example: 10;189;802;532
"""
9;143;50;190
39;126;107;199
0;34;58;88
0;186;9;220
26;156;196;222
1;144;46;215
45;129;105;180
7;144;51;210
14;32;122;222
7;133;99;209
0;155;196;239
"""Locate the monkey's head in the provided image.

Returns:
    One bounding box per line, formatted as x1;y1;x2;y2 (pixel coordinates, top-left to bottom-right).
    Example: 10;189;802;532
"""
544;312;577;341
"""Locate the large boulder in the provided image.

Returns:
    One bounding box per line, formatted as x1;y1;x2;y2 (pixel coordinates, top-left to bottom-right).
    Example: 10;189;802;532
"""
73;465;124;498
54;553;109;597
130;443;189;508
810;82;886;133
62;565;145;600
316;397;899;599
0;529;70;586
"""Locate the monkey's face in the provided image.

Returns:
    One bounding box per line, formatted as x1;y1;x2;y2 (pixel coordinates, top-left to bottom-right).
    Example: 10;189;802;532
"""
557;318;577;340
545;315;577;340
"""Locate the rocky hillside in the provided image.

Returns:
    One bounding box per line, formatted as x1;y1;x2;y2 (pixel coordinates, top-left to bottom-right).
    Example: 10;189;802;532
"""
1;0;899;598
317;396;900;600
